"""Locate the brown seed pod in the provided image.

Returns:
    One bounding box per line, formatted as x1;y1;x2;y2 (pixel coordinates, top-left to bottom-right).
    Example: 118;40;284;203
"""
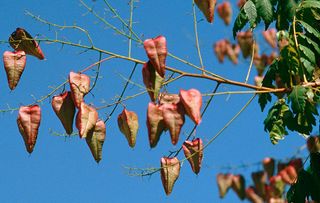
217;173;233;198
117;108;139;148
9;28;45;60
179;88;202;125
195;0;217;23
51;91;75;135
76;102;98;139
182;138;203;174
69;71;90;108
86;119;106;163
3;51;26;90
17;105;41;153
160;157;180;196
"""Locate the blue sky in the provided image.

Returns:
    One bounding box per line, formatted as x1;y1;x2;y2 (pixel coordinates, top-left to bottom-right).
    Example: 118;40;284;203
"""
0;1;311;202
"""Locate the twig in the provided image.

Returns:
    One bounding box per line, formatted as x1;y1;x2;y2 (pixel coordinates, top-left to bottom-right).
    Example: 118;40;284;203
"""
192;0;205;74
104;63;138;123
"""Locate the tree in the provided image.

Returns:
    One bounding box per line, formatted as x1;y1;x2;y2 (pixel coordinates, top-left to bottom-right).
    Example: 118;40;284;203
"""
0;0;319;202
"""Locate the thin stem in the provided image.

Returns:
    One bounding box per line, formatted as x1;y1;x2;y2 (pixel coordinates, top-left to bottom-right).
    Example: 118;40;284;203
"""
293;16;308;83
103;0;142;43
192;0;204;74
25;10;95;47
245;39;255;84
128;0;134;58
80;0;139;42
104;63;138;123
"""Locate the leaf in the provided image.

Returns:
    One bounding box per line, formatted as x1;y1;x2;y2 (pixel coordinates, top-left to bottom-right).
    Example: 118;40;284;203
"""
51;91;75;135
86;119;106;163
299;20;320;39
287;169;312;203
231;175;246;200
288;86;307;114
182;138;203;174
161;103;185;145
264;99;293;144
258;93;272;112
194;0;217;23
143;36;167;77
146;102;165;148
243;0;257;27
142;61;164;102
117;108;139;148
75;102;98;138
216;173;233;198
297;0;320;11
3;51;26;90
179;88;202;125
17;105;41;153
9;28;44;60
69;71;91;108
256;0;274;28
299;44;316;65
297;33;320;55
160;157;180;196
233;8;248;37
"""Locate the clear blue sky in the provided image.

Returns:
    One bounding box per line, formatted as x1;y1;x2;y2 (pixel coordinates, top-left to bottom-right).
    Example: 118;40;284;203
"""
0;1;310;202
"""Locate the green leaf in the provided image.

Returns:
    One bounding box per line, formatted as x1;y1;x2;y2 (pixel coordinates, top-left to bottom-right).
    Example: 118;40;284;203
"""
297;0;320;11
298;20;320;39
287;169;312;203
233;8;248;38
298;33;320;55
299;44;316;64
256;0;274;28
258;93;272;111
288;86;307;113
264;99;292;144
244;0;257;27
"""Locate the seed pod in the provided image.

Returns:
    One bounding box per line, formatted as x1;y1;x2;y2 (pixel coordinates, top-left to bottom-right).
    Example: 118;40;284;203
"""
182;138;203;174
142;61;163;102
51;91;75;135
9;28;44;60
76;102;98;138
262;157;275;179
143;36;167;77
86;119;106;163
231;175;246;200
195;0;217;23
179;89;202;125
162;103;185;145
17;105;41;153
3;51;26;90
307;135;320;153
117;108;139;148
69;71;90;108
269;175;285;198
146;102;165;148
237;31;254;58
279;165;297;184
246;186;264;203
217;173;233;198
217;2;232;25
214;39;228;63
251;171;267;199
158;93;180;105
262;28;277;48
288;158;303;172
160;157;180;196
